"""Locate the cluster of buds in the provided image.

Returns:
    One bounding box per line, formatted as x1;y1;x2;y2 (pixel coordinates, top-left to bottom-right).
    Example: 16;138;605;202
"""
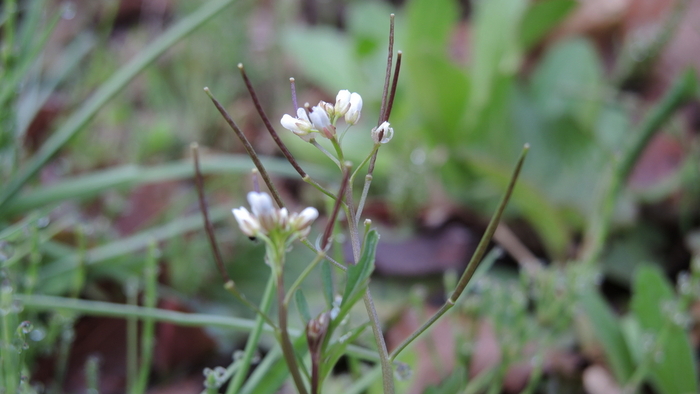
280;89;363;140
232;192;318;240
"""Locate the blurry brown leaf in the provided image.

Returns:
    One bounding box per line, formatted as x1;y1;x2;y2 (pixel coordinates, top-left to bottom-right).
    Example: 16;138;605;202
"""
373;224;474;276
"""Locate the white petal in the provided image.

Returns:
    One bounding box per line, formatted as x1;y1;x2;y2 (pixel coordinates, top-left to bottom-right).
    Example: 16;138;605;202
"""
345;93;363;125
335;90;351;116
232;207;259;237
309;105;331;130
281;114;301;132
247;192;277;231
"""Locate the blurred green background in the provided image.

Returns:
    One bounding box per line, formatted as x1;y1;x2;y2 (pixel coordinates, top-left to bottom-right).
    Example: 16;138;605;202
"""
2;0;700;393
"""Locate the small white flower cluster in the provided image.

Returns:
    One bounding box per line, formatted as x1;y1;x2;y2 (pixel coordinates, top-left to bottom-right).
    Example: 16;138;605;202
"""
232;192;318;239
280;90;363;141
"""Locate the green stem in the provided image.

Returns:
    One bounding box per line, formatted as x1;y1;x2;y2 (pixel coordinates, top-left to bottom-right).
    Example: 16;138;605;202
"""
226;275;276;394
390;145;529;361
132;242;158;394
284;252;326;307
580;70;697;264
125;277;139;392
1;284;18;393
300;239;346;271
223;281;277;329
302;175;340;202
343;169;395;394
350;144;380;184
330;137;345;163
1;0;16;67
310;139;341;168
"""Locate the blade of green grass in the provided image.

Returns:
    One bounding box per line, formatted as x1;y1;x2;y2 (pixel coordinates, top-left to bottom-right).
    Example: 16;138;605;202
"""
0;0;245;210
2;155;331;216
37;205;232;282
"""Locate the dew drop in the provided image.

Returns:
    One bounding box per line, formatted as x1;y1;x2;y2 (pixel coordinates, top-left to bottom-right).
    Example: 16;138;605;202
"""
30;328;45;342
36;217;50;228
394;362;413;381
19;321;33;334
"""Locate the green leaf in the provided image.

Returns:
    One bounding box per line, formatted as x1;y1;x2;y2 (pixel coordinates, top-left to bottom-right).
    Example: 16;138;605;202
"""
403;0;468;134
469;0;528;118
2;155;330;216
321;322;370;380
341;229;379;309
520;0;577;49
404;0;457;51
321;260;334;309
295;289;311;325
281;26;360;94
530;38;603;130
239;336;308;394
631;265;698;394
579;290;635;383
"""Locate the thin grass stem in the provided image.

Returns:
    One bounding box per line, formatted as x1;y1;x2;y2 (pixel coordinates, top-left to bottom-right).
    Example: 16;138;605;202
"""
0;0;241;210
132;242;158;394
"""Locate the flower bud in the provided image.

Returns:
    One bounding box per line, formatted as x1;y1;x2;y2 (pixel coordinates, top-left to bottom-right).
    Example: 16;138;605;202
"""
306;312;330;355
280;108;315;139
334;90;352;117
371;121;394;144
309;104;335;138
345;92;362;125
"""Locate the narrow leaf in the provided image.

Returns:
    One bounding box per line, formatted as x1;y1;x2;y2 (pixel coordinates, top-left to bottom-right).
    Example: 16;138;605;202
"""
295;289;311;325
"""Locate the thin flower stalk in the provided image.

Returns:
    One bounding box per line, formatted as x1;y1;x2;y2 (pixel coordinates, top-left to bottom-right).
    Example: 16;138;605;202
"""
355;52;401;222
238;63;308;178
390;145;530;361
203;87;285;208
283;252;327;308
276;272;309;394
310;139;341;167
321;166;350;251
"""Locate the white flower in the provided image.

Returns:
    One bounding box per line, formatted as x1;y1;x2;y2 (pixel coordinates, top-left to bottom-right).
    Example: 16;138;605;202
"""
232;191;319;239
280;108;315;139
309;104;335;138
371;121;394;144
309;104;331;130
247;191;277;232
232;207;259;237
289;207;319;237
334;90;352;117
345;93;362;125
